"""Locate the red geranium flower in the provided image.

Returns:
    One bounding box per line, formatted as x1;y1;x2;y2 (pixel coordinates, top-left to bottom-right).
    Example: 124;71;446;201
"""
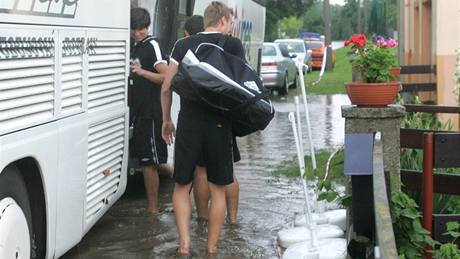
345;33;399;83
344;34;367;48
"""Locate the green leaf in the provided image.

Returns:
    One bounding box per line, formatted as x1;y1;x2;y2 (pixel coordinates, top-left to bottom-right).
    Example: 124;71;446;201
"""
446;221;460;232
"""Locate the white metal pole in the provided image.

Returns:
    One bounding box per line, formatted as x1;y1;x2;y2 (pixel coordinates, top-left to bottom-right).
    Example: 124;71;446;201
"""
297;62;317;169
319;46;328;78
294;96;304;160
288;112;319;253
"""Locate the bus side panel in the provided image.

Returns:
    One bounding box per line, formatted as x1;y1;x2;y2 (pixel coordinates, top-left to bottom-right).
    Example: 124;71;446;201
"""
82;29;130;233
54;114;88;257
0;25;57;136
53;28;129;257
0;0;129;29
0;123;59;259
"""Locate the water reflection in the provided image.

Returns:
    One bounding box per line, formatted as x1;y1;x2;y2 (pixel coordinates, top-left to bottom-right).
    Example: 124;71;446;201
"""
63;94;350;258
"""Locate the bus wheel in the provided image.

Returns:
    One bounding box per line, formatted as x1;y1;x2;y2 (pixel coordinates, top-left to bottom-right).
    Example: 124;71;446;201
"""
0;166;32;259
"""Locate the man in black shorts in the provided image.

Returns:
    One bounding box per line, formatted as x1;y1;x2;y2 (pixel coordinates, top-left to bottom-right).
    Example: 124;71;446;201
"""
161;2;244;254
183;14;241;225
129;8;172;214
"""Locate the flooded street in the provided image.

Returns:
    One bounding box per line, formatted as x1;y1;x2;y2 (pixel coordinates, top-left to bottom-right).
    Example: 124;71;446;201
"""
63;93;350;259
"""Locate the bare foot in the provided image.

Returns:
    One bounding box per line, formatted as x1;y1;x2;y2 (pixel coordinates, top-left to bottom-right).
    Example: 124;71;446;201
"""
146;207;159;214
227;217;237;225
207;246;217;254
178;246;190;255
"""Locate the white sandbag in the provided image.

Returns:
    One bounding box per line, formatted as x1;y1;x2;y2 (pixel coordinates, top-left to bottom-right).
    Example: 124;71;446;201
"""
282;238;347;259
277;225;344;249
295;209;347;231
326;209;347;231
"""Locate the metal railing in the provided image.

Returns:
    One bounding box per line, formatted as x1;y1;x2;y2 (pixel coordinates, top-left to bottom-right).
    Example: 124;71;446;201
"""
372;133;398;258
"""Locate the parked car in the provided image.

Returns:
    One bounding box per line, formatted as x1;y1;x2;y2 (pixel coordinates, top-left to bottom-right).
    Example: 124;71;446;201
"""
304;39;325;69
274;38;312;73
261;42;297;95
304;40;336;69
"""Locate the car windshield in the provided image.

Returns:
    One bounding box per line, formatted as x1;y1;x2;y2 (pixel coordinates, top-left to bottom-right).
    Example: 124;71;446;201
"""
305;42;323;49
277;42;304;53
262;45;277;56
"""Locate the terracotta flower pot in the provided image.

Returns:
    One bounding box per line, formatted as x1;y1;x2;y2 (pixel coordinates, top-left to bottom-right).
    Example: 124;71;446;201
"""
345;81;401;107
389;67;401;80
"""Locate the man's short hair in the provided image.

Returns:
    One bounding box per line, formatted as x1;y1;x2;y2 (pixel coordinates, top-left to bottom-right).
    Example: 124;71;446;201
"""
203;1;233;28
184;15;204;35
131;8;151;30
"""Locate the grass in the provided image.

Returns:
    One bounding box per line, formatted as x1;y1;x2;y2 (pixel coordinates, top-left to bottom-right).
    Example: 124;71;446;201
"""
272;149;346;185
301;46;351;95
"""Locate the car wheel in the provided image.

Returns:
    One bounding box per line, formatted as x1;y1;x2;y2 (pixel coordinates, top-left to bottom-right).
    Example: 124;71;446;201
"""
0;165;32;259
279;73;288;95
290;74;297;89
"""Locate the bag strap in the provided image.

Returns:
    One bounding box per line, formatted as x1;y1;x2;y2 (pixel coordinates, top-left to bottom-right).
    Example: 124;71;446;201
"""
231;90;271;112
217;34;229;48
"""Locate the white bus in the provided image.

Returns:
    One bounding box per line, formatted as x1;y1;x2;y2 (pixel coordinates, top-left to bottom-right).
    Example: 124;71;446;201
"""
0;1;130;258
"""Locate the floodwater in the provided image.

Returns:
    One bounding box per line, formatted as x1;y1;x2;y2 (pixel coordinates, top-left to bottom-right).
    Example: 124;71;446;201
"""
63;93;351;259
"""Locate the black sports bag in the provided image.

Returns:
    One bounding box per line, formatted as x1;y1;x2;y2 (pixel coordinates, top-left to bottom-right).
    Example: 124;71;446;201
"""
176;36;275;137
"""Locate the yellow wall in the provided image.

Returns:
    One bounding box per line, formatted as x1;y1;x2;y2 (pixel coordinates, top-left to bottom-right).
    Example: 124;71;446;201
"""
434;0;460;127
400;0;460;128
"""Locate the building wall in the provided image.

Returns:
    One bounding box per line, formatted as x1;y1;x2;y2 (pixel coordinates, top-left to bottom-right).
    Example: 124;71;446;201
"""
400;0;460;128
434;0;460;127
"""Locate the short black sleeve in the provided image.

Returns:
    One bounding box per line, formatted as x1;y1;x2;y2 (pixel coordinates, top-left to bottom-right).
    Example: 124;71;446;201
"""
170;38;186;65
147;39;167;68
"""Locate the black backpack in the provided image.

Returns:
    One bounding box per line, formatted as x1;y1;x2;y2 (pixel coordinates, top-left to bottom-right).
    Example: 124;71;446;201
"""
175;35;275;137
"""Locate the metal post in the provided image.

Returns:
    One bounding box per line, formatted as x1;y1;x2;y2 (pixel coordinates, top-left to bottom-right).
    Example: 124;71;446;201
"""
295;96;305;164
422;132;434;259
297;62;317;169
288;112;319;254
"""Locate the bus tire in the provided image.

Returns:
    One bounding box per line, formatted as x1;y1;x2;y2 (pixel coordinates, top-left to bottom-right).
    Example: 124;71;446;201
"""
0;165;32;259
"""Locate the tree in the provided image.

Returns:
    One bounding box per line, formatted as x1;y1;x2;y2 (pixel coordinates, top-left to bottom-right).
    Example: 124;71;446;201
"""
324;0;333;70
302;2;324;34
265;0;315;41
280;16;304;38
368;0;397;35
357;0;361;32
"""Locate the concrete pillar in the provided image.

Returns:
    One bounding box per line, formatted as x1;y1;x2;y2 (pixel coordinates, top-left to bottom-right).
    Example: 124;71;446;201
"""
342;105;406;188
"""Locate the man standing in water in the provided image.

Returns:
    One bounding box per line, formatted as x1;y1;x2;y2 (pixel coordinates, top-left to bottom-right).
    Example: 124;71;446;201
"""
182;14;241;225
161;2;245;254
129;8;173;214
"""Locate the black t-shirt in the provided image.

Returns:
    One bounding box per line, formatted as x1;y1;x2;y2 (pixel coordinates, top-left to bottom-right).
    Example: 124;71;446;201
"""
129;36;166;119
170;32;246;114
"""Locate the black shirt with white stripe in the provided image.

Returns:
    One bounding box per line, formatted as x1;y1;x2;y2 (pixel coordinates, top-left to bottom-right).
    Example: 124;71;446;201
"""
170;32;245;66
170;32;246;113
129;35;166;118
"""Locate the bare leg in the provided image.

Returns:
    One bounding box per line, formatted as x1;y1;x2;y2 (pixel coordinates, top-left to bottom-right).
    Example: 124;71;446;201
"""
142;165;159;214
207;182;227;254
225;177;239;224
193;166;210;220
157;163;173;178
173;182;193;254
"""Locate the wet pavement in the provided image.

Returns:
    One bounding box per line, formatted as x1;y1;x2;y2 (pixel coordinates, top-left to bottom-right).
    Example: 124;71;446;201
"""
63;93;350;259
